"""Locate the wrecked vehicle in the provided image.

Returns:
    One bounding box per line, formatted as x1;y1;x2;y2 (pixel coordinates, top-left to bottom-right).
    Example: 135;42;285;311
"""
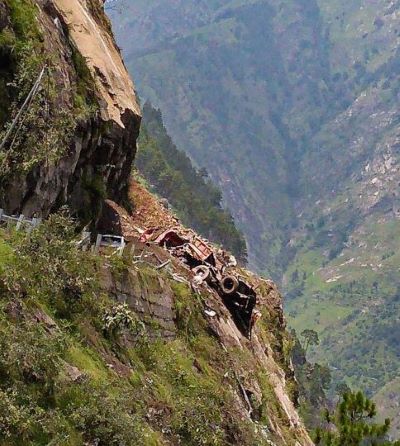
141;227;260;336
193;265;258;337
141;228;220;268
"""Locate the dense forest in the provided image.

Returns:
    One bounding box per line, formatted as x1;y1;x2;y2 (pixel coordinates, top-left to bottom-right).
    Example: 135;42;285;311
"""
137;102;247;262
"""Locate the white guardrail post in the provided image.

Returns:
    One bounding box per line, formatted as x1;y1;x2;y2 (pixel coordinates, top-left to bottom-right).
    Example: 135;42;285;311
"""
119;237;126;257
16;214;24;231
95;234;102;254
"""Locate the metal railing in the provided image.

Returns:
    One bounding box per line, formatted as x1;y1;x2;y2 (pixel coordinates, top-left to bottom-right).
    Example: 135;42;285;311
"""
0;209;42;232
94;234;126;256
0;210;126;256
77;232;126;256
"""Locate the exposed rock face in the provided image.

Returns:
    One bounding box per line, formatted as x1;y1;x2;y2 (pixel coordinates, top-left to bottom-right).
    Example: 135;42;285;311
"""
0;2;9;30
206;280;313;444
52;0;140;126
101;265;177;340
1;0;141;219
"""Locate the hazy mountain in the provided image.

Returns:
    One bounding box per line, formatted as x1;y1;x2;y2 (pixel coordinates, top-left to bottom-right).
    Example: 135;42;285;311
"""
0;1;314;443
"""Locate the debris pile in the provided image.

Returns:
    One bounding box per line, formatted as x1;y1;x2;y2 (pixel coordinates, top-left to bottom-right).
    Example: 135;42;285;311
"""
74;184;313;444
140;226;261;337
102;183;263;337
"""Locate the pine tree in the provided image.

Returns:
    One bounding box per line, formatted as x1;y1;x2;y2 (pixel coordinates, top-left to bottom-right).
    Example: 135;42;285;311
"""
315;390;400;446
301;329;319;354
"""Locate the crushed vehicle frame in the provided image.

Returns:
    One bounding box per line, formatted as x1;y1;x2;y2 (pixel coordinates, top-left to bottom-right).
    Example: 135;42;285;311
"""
142;227;259;337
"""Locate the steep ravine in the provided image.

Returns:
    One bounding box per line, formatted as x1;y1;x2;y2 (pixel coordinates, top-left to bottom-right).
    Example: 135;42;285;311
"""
0;0;313;445
108;0;335;280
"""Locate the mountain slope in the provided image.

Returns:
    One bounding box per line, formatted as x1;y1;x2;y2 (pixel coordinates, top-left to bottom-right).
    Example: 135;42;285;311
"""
137;102;247;262
108;0;400;435
0;1;314;444
110;0;336;279
0;205;314;446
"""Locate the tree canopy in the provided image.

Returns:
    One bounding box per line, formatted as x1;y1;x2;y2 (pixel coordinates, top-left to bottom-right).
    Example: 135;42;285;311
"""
136;102;247;262
315;390;400;446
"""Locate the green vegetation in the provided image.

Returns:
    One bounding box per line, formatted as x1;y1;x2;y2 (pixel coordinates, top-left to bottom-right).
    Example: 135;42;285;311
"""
290;329;332;430
0;0;97;184
315;391;400;446
109;0;333;279
109;3;400;428
300;329;320;354
0;213;291;445
0;0;42;125
286;217;400;413
0;214;136;445
137;102;247;262
291;331;400;443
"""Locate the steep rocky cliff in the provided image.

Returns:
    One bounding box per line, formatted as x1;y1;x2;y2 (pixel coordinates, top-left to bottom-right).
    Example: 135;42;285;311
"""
0;1;314;445
0;0;141;220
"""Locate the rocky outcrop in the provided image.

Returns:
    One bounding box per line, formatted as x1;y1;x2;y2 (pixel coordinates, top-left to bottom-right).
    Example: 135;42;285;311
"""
1;0;141;220
99;252;313;445
101;253;314;445
52;0;140;127
101;264;177;340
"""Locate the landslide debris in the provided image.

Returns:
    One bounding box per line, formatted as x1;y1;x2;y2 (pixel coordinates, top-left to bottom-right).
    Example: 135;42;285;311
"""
0;189;314;445
96;178;315;445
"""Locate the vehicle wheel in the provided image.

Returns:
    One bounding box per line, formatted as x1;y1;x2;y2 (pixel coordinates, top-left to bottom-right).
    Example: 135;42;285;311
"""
220;275;239;294
192;265;211;282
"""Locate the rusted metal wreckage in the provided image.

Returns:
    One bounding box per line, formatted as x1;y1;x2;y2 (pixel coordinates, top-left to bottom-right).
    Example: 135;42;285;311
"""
140;227;261;337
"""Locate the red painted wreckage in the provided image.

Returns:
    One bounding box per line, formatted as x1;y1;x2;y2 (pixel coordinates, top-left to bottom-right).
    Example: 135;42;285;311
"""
140;227;261;337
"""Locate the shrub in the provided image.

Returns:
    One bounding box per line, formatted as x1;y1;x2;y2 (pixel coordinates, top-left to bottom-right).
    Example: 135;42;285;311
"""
1;211;98;314
103;302;144;337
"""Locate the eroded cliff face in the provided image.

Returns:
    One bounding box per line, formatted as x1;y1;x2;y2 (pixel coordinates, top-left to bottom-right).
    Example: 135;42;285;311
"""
0;0;141;220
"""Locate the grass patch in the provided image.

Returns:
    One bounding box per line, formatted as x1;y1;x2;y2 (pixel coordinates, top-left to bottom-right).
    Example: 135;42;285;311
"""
66;345;110;383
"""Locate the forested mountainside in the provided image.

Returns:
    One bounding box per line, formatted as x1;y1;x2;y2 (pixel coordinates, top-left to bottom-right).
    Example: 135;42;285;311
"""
109;0;400;435
109;0;334;278
137;102;247;262
0;1;316;444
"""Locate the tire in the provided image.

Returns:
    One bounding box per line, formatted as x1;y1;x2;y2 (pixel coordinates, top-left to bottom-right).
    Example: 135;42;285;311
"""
192;265;211;282
220;275;239;295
